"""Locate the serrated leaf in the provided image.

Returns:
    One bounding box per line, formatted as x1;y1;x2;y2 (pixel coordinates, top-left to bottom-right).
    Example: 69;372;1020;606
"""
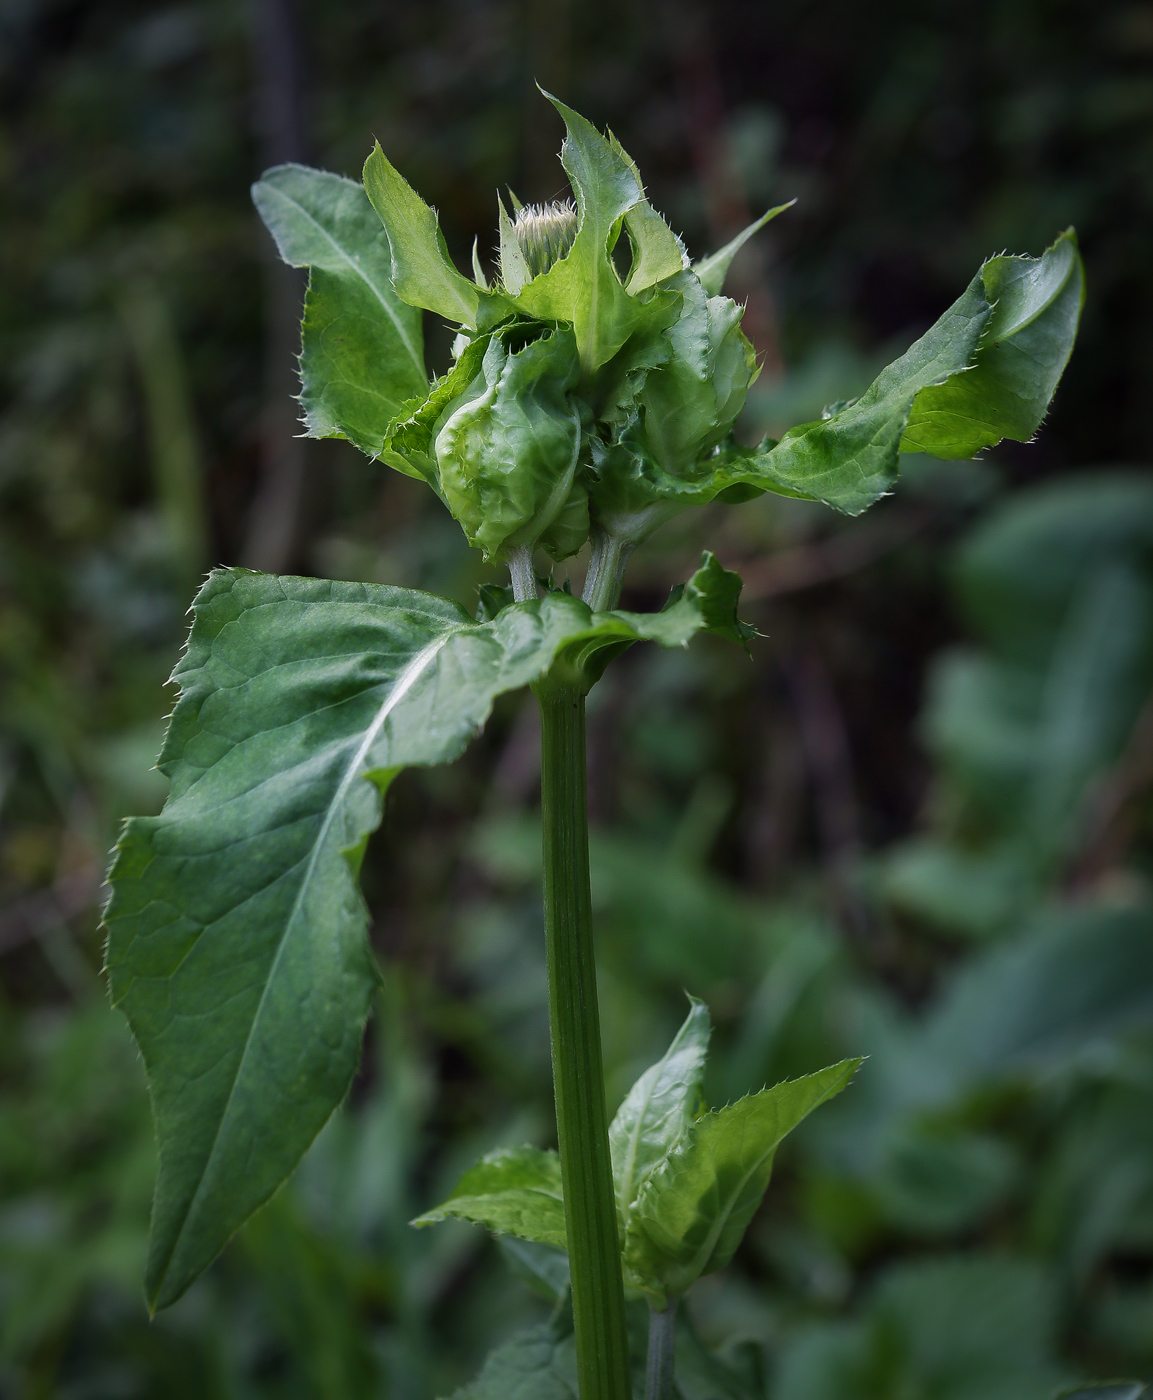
623;1059;861;1304
609;997;711;1229
901;229;1084;456
737;230;1082;514
102;554;749;1310
693;201;796;297
362;143;512;330
412;1146;566;1246
251;164;427;455
512;95;678;373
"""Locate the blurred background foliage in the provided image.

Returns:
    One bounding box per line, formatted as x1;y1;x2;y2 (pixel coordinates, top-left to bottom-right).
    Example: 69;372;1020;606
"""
1;0;1152;1396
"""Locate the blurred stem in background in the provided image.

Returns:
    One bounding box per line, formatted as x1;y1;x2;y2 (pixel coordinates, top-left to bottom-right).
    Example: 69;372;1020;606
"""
120;282;208;591
242;0;309;574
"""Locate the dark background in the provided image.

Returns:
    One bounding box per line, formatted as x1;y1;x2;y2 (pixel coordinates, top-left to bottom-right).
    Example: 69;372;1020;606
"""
2;2;1152;1397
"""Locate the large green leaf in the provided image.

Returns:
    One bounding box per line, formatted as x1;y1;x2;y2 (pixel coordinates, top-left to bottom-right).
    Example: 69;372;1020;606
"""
251;164;427;456
622;1059;860;1304
102;556;750;1310
608;997;710;1229
412;1146;566;1246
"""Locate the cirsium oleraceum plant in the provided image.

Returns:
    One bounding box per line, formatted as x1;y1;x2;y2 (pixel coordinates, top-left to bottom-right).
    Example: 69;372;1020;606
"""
101;91;1083;1400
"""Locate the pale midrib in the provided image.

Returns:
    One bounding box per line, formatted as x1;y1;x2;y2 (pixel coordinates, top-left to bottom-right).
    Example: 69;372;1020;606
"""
157;628;456;1292
270;186;424;380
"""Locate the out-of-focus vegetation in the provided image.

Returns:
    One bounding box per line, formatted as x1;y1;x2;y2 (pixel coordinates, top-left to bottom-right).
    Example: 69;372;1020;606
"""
1;0;1151;1396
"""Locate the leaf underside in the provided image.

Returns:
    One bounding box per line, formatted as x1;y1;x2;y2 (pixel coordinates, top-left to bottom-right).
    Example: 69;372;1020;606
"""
102;555;748;1310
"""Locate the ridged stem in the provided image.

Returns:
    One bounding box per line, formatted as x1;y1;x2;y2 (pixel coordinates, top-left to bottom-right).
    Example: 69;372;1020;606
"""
582;529;633;613
509;544;538;602
535;678;631;1400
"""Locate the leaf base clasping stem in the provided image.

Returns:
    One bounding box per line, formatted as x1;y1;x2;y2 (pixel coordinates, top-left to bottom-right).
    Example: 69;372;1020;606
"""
645;1299;679;1400
535;676;631;1400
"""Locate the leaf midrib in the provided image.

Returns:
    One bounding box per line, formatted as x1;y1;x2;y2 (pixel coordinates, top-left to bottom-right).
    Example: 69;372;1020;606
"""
153;626;457;1297
264;179;425;382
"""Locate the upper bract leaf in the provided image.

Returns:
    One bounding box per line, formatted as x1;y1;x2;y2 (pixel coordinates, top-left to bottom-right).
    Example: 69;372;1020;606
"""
692;201;796;297
512;95;681;373
251;164;428;455
412;1145;567;1247
362;142;513;330
609;997;711;1230
622;1059;861;1304
102;556;750;1310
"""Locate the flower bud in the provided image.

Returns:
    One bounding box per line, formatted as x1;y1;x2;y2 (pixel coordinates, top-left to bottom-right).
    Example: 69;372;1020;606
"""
499;201;578;293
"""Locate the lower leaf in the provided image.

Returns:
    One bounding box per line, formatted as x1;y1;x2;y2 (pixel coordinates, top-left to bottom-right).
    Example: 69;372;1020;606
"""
622;1059;862;1304
102;558;748;1310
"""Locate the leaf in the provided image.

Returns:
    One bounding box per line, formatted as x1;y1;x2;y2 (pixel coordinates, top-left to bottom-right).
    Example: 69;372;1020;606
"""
609;997;711;1228
446;1322;579;1400
901;230;1085;456
381;331;492;487
362;143;512;330
622;1059;860;1303
763;230;1082;512
251;164;427;456
611;231;1083;524
498;1237;571;1302
693;201;796;297
433;327;588;561
411;1146;567;1247
102;554;750;1310
513;95;679;373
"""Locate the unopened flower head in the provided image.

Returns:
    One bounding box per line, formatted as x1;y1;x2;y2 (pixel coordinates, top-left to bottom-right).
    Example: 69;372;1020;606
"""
507;200;577;280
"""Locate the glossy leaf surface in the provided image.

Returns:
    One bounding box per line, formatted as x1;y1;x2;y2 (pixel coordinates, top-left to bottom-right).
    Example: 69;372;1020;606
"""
623;1059;860;1303
102;556;749;1310
434;327;589;561
251;164;427;456
608;997;710;1229
412;1146;566;1246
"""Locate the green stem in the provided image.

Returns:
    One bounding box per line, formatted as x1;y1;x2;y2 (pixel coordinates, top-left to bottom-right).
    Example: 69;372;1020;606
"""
509;544;538;603
535;678;631;1400
645;1299;678;1400
582;528;633;612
